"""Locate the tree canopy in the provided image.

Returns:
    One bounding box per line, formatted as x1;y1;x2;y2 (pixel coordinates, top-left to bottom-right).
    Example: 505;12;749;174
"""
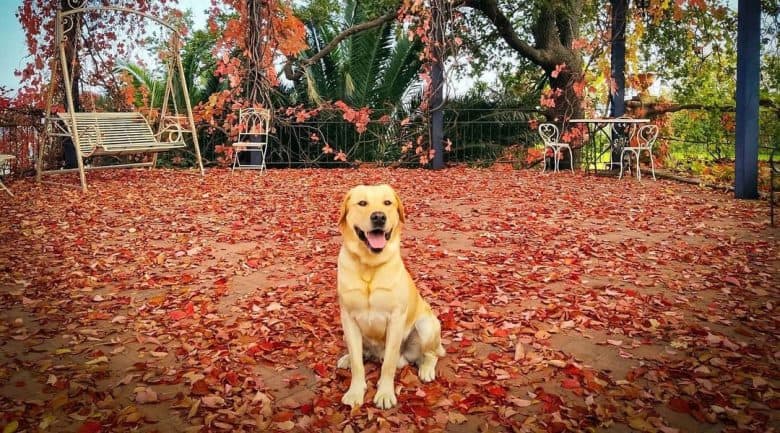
9;0;779;166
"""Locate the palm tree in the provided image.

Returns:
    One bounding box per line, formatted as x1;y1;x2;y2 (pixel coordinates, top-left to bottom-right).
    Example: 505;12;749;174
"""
116;29;222;114
293;0;423;112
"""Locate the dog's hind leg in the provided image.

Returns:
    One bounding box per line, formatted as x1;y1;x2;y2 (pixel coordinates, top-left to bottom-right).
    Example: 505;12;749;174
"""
414;315;444;382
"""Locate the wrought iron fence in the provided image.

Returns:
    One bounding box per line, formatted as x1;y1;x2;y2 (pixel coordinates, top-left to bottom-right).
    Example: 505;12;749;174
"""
2;105;774;175
0;108;41;176
266;108;540;167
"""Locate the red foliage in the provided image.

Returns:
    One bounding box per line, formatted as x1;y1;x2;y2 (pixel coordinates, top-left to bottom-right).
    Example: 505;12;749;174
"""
16;1;180;104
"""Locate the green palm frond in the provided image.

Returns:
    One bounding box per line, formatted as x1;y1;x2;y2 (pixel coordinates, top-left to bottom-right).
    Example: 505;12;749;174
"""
297;0;423;111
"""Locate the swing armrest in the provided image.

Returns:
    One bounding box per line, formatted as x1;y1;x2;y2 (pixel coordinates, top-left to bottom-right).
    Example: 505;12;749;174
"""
46;116;72;137
155;119;187;143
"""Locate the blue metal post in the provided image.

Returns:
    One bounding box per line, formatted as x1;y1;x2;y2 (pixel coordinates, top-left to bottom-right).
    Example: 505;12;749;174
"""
609;0;627;169
734;0;760;199
430;4;445;170
610;0;627;118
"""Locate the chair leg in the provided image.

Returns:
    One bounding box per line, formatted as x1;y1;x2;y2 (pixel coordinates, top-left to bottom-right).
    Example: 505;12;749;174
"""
0;180;13;197
542;146;548;173
648;152;656;180
231;149;239;173
554;148;560;173
619;149;627;179
567;147;574;173
636;151;642;181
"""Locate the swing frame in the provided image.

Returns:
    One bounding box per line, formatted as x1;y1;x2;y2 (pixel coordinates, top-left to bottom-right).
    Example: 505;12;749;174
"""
36;5;204;192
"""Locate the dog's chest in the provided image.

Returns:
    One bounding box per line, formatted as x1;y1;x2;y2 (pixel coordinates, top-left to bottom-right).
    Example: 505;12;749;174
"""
341;285;397;340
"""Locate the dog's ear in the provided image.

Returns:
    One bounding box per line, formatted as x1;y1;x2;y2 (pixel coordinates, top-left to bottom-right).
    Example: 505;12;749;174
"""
394;189;405;224
339;190;351;227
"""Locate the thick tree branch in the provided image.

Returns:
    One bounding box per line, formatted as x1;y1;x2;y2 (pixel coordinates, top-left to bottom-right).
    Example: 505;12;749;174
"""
461;0;547;66
627;98;779;117
283;8;398;82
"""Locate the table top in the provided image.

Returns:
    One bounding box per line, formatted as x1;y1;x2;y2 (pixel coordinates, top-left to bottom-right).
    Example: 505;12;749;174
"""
569;118;650;124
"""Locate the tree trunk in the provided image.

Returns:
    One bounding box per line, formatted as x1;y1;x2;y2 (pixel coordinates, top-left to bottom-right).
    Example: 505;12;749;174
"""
61;0;81;113
60;0;81;168
462;0;584;122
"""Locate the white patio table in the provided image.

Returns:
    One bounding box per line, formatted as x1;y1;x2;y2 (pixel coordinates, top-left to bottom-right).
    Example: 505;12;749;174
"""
569;118;649;174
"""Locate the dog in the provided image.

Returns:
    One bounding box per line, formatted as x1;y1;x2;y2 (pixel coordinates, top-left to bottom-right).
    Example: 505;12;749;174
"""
336;184;445;409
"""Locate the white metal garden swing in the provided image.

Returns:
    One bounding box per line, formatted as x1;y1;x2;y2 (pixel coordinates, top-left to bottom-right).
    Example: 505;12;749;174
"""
36;5;204;192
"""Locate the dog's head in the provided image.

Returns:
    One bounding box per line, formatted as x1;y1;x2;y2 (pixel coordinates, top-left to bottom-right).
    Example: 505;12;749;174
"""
339;184;405;255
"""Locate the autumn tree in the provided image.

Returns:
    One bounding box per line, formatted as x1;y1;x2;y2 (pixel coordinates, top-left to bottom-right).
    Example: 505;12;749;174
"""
16;0;181;108
201;0;307;136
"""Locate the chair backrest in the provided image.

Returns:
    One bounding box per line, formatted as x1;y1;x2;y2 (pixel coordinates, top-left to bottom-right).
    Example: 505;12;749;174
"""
610;115;634;146
538;123;560;145
636;124;659;149
238;108;271;145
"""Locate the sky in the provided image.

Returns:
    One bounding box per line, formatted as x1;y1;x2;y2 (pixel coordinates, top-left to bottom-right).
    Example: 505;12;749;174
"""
0;0;212;91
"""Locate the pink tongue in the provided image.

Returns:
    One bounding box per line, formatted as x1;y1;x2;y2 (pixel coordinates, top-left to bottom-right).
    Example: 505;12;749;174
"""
366;231;387;249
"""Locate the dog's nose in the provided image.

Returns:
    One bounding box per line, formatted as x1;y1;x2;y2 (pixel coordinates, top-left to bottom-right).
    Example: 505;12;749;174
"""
371;212;386;226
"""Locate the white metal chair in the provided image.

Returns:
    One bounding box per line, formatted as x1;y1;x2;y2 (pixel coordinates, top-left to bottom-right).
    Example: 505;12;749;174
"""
0;154;15;197
619;124;658;180
231;108;270;173
538;123;573;173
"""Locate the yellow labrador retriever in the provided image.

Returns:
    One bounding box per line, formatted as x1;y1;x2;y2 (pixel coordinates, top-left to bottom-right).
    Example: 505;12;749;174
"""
337;184;445;409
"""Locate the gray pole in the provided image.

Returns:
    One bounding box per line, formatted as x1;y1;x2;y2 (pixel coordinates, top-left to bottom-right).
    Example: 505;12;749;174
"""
430;3;445;169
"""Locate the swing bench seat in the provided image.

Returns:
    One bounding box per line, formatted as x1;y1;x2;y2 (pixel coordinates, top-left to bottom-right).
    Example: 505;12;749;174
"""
52;112;187;157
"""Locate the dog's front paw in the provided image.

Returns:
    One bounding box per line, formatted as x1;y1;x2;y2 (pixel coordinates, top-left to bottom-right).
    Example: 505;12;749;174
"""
373;385;397;409
418;355;438;382
341;384;366;408
419;362;436;382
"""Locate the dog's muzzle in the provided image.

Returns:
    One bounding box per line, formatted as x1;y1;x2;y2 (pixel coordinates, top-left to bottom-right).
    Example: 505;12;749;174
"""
355;226;391;253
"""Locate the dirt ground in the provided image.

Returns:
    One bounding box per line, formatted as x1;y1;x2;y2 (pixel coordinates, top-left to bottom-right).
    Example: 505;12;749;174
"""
0;167;777;433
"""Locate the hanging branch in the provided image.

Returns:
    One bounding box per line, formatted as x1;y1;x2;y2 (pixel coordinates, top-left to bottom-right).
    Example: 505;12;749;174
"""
282;8;398;81
627;98;779;117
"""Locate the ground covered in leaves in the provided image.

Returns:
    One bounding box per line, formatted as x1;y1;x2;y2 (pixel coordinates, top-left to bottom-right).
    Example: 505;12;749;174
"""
0;167;778;433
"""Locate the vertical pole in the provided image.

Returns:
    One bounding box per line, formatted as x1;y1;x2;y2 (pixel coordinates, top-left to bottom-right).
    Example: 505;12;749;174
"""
429;2;444;170
38;56;59;182
734;0;760;199
152;45;174;169
609;0;628;169
609;0;627;118
58;12;88;192
175;35;205;175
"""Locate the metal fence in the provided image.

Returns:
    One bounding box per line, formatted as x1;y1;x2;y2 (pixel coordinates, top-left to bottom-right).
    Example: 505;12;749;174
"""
2;105;775;175
0;109;41;176
267;108;540;167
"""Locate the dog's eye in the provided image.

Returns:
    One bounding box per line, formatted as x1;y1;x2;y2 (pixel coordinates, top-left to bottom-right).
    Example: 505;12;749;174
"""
357;200;368;207
384;200;392;206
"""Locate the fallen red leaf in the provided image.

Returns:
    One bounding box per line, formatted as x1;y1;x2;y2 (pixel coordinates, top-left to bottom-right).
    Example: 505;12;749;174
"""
561;378;580;389
485;385;506;398
668;397;691;413
78;421;101;433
